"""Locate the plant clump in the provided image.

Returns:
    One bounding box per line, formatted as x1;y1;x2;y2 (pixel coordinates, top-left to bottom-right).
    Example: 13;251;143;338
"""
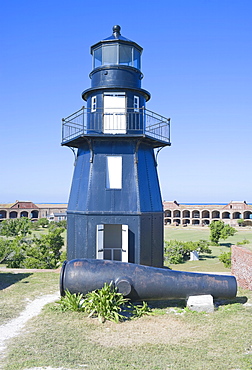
56;283;152;323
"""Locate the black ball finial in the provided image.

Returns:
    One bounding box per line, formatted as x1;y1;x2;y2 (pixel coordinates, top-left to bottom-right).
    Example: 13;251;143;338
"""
113;25;121;35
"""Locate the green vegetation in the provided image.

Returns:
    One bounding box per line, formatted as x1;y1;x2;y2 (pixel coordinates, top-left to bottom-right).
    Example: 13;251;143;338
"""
218;251;231;268
164;239;211;264
1;224;252;369
0;217;32;237
0;270;59;325
57;284;151;323
57;289;85;312
209;220;236;245
1;269;251;370
164;225;252;272
0;218;65;268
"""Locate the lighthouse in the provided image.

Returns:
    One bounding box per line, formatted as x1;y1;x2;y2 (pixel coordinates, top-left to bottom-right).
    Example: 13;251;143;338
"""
62;26;170;267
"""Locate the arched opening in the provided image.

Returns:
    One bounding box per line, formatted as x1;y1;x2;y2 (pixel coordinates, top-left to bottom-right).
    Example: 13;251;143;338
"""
173;210;181;218
164;210;171;217
222;212;230;219
202;219;210;225
192;219;200;225
182;210;190;218
20;211;28;218
212;210;220;219
182;219;190;225
192;210;200;218
165;218;171;225
244;220;252;226
9;211;18;219
244;211;252;220
173;218;181;225
0;210;7;219
202;210;210;218
31;210;39;218
233;212;241;219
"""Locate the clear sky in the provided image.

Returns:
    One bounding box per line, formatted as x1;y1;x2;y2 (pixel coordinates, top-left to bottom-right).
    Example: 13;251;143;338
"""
1;0;251;204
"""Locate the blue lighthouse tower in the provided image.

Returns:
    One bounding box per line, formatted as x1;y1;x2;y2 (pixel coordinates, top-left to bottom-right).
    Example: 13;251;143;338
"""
62;26;170;267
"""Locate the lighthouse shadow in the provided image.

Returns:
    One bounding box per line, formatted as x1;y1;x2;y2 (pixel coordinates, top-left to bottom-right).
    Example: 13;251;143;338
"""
0;272;32;291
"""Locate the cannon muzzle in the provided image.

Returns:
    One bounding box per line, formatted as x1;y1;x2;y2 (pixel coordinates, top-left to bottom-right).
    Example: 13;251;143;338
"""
60;259;237;301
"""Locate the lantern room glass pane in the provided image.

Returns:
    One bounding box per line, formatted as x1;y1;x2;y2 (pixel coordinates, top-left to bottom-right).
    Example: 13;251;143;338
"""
119;45;132;66
133;48;141;69
93;47;102;68
102;44;118;65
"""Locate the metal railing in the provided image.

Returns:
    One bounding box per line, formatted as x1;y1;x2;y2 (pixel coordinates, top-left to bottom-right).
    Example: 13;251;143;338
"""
62;106;170;145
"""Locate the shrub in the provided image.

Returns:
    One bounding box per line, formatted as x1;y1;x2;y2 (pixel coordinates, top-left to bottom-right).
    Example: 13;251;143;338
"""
237;239;250;245
219;251;231;268
164;239;211;264
4;228;65;269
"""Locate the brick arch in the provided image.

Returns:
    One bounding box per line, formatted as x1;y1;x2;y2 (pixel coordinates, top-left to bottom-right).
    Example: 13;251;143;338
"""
212;210;220;218
173;218;181;225
0;210;7;219
165;218;171;225
164;210;171;217
31;210;39;218
173;210;181;218
182;218;190;225
233;212;241;219
20;211;29;217
182;210;190;218
202;210;210;218
222;212;230;219
244;211;252;220
9;211;18;218
192;210;200;218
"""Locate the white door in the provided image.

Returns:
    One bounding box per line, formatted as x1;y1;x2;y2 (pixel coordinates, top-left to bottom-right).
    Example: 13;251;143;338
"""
96;224;128;262
103;93;126;134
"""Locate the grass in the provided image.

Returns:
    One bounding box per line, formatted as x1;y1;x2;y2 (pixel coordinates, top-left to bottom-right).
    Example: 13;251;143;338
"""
1;282;252;370
0;270;59;324
164;225;252;272
1;226;252;369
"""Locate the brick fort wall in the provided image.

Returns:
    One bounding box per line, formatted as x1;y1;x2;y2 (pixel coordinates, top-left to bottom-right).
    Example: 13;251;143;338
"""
231;245;252;290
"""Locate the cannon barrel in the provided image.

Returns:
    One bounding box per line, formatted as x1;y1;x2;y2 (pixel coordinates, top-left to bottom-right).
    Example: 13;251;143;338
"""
60;259;237;301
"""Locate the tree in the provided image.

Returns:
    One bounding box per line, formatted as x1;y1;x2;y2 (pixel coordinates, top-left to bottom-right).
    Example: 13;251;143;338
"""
0;238;12;264
37;218;49;228
0;218;31;237
2;227;65;269
209;221;236;245
237;219;245;227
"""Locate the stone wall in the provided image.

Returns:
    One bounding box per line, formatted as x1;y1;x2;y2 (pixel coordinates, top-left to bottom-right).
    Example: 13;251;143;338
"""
231;245;252;290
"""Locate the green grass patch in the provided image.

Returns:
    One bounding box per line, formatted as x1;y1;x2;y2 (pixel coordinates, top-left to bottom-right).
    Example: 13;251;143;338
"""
164;226;252;272
0;270;59;324
2;286;252;370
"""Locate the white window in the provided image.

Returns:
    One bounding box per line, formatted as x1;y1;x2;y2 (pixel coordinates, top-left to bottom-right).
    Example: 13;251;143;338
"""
106;156;122;189
134;96;139;112
91;96;97;112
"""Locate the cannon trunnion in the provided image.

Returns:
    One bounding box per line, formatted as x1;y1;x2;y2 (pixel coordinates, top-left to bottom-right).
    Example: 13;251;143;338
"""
60;259;237;301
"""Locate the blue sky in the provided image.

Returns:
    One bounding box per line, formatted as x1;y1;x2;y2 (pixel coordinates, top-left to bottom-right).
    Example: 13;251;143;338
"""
1;0;251;204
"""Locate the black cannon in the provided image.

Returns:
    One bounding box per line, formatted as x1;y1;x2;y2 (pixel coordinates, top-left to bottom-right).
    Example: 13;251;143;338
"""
60;259;237;301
